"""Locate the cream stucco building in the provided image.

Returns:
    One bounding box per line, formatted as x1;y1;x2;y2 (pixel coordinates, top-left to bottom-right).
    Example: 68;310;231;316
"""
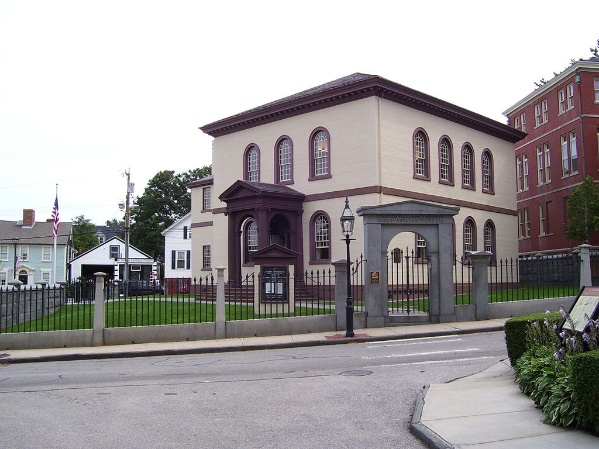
189;74;525;284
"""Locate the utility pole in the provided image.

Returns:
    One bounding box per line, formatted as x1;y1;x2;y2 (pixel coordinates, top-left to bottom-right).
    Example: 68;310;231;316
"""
124;169;133;297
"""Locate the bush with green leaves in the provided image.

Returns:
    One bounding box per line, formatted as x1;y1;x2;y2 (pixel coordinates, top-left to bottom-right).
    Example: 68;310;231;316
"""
512;308;599;430
571;350;599;435
504;311;561;366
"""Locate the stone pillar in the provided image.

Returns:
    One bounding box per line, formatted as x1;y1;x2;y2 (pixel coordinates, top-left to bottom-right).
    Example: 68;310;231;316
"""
92;272;106;346
333;260;348;331
215;267;226;339
467;252;492;321
579;244;592;288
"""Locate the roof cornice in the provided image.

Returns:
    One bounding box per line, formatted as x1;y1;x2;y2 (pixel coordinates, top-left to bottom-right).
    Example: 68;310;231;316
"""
200;74;526;143
503;59;599;115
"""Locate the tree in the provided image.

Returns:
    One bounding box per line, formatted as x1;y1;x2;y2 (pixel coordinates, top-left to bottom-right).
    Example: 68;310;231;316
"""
105;218;125;239
564;176;599;243
72;215;100;254
130;166;211;259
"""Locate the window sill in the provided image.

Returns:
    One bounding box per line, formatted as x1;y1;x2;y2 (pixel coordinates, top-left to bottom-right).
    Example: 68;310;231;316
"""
308;174;332;181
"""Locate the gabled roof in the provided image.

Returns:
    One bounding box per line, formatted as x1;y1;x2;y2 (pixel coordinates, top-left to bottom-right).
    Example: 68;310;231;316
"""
0;219;72;245
161;212;192;236
70;236;152;261
200;73;526;143
219;180;305;203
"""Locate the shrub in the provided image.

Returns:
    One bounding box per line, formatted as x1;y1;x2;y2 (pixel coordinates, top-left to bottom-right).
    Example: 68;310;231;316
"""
505;311;561;366
571;350;599;435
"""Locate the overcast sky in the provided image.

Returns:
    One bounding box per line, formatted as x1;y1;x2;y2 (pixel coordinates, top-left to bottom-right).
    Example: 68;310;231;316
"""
0;0;597;226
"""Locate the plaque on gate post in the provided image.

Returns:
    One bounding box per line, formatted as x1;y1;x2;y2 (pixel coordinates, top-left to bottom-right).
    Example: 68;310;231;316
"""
262;266;287;302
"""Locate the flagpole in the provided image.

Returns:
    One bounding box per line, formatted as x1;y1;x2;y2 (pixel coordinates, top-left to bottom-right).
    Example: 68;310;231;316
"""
53;184;58;285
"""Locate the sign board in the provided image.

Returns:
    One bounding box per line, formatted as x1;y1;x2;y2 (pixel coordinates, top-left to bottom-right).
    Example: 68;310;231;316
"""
562;286;599;332
262;266;288;302
370;271;380;283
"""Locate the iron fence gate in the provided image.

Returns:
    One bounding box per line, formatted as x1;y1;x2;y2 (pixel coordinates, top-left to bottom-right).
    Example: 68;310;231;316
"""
387;248;431;315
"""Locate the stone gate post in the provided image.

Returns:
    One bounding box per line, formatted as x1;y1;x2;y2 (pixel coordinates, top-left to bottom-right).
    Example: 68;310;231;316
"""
216;267;226;339
333;260;348;331
92;272;106;346
467;252;492;320
579;244;592;288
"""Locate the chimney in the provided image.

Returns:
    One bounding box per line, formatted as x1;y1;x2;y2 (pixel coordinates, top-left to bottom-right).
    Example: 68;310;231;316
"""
23;209;35;227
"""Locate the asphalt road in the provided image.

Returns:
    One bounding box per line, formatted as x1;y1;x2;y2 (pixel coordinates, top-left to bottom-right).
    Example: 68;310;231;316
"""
0;331;508;449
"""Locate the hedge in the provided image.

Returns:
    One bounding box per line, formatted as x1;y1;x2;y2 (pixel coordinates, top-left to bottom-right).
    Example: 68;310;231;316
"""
571;350;599;435
504;311;562;366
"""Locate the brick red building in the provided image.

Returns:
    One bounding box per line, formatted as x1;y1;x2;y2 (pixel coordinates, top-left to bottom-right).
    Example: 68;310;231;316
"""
503;58;599;255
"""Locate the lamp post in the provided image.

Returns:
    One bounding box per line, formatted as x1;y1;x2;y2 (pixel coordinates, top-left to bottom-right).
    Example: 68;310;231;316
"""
340;197;355;338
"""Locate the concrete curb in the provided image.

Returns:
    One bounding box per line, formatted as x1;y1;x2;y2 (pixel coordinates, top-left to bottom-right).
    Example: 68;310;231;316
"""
0;323;506;365
411;386;453;449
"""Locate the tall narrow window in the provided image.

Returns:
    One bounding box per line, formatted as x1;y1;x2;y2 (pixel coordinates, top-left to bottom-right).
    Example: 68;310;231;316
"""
523;154;529;190
461;144;475;189
244;145;260;182
413;130;430;179
521;113;526;132
544;143;551;183
202;245;211;269
517;155;523;192
537;145;544;185
518;208;530;238
463;218;476;257
570;131;578;174
558;89;565;114
561;134;569;176
42;246;52;262
244;220;258;264
310;212;331;262
594;78;599;102
534;103;541;127
202;186;211;211
542;99;548;123
310;129;330;179
439;137;453;184
567;83;574;109
514;116;520;130
276;137;293;183
483;220;496;263
481;149;494;193
539;203;547;236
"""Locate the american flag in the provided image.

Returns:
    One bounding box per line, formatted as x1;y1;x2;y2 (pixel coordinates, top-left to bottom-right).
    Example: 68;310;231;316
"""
51;196;60;238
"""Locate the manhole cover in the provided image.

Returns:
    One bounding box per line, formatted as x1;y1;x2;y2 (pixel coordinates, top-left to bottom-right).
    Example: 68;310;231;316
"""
340;370;373;376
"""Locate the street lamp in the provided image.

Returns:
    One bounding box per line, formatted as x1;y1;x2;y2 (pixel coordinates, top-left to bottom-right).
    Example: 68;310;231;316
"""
340;197;355;337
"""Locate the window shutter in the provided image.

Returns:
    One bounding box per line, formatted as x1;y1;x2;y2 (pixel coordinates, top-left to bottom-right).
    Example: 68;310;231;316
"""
183;226;188;239
186;250;191;270
171;250;176;270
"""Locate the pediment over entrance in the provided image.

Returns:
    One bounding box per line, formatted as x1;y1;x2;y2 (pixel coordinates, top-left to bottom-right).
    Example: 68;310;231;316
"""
357;200;459;218
219;180;305;208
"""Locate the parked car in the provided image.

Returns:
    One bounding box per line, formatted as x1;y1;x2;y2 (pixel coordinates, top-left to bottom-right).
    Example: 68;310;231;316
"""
118;280;164;296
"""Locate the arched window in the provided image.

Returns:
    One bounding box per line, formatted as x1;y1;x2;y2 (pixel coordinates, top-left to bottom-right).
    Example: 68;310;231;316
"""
310;212;331;262
309;128;331;180
461;144;475;189
481;149;494;193
413;129;430;180
275;137;293;184
243;219;258;264
483;220;496;264
244;145;260;182
438;137;454;184
463;217;477;259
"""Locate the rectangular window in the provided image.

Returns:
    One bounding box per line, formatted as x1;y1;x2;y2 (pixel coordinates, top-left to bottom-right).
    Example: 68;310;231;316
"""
561;134;569;176
518;208;530;238
542;99;548;123
42;246;52;262
595;78;599;102
521;113;526;132
534;104;541;127
110;245;120;260
203;245;211;269
176;251;187;269
544;143;551;183
567;83;574;109
539;203;546;236
202;187;211;211
514;116;520;130
416;234;427;260
570;131;578;174
516;155;523;192
0;245;8;261
536;145;544;185
19;246;29;262
523;154;529;190
0;271;7;286
41;270;51;283
558;89;565;114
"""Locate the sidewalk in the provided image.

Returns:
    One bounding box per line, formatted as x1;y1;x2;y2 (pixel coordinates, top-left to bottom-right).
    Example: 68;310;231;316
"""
1;318;597;448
